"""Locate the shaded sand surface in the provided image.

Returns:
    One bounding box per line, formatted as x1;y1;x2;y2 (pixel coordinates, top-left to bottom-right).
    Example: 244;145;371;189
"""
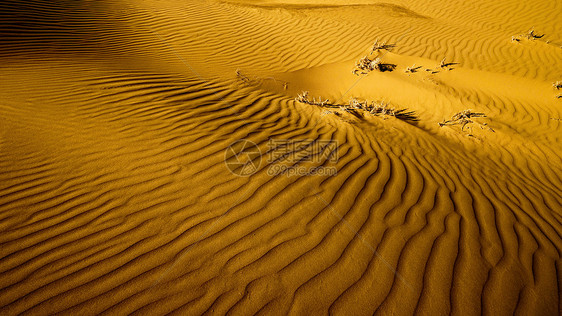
1;0;562;314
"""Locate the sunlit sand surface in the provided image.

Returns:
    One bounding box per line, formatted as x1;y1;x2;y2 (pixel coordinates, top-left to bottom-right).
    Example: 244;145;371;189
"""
1;0;561;314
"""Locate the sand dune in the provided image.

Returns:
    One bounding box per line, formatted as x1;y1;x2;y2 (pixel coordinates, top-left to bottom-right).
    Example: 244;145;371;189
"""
1;0;561;314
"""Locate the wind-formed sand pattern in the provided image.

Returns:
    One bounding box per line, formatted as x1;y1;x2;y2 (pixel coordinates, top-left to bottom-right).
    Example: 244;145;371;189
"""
1;0;562;315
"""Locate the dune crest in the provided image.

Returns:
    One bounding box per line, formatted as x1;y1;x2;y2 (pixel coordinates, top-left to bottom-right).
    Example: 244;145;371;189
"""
1;0;561;314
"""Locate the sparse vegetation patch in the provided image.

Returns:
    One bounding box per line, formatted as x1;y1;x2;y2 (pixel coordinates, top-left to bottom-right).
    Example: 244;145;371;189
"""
294;92;418;123
511;28;545;43
439;110;494;136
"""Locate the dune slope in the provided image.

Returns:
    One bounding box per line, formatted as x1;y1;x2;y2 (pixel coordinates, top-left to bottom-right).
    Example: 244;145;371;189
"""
1;0;561;315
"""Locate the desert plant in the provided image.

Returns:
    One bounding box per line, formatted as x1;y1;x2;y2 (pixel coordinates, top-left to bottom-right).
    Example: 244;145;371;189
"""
369;101;394;117
525;28;544;39
295;91;331;106
336;103;362;118
439;109;485;128
439;109;492;135
439;57;458;69
405;64;422;73
348;98;418;122
357;56;379;73
353;56;396;75
315;97;331;106
352;40;398;75
511;28;545;43
377;63;397;72
339;103;351;112
349;97;367;109
479;122;495;132
367;100;416;121
370;39;396;54
295;91;310;103
299;93;418;122
236;69;251;84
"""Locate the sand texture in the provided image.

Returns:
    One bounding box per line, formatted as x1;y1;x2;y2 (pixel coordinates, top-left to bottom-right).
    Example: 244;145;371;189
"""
1;0;562;314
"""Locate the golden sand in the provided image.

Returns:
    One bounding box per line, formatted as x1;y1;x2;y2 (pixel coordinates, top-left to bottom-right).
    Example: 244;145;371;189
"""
1;0;561;314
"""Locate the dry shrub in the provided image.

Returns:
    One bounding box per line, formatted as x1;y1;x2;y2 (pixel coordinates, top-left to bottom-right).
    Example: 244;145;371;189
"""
370;39;396;53
439;109;494;136
295;93;418;123
405;64;422;73
439;57;458;69
353;57;396;75
352;39;397;75
349;98;418;122
512;28;544;42
295;91;331;106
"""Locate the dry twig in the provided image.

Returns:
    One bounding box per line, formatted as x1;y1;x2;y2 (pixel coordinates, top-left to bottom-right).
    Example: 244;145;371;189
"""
511;28;545;43
439;57;458;69
405;64;422;73
525;28;544;39
352;40;398;75
352;56;396;75
295;91;331;106
349;98;418;121
439;109;492;135
235;69;251;84
370;39;396;54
